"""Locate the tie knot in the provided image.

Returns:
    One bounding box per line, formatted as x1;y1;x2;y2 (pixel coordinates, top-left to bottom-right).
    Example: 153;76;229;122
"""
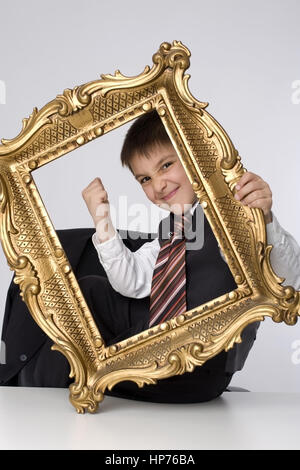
173;213;192;239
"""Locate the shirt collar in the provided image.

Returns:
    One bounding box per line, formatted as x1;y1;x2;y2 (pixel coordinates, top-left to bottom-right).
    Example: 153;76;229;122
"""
186;200;199;217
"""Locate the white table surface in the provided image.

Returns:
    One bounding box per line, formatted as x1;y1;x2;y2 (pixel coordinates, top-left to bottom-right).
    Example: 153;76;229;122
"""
0;387;299;450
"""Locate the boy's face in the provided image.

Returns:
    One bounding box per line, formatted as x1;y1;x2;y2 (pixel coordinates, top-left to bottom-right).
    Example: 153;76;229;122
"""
130;143;197;214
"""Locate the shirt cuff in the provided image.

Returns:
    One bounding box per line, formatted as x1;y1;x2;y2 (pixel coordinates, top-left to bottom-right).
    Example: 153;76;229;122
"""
266;211;284;246
92;230;125;262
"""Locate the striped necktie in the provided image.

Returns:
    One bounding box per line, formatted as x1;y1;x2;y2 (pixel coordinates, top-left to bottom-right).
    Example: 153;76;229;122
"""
149;213;191;327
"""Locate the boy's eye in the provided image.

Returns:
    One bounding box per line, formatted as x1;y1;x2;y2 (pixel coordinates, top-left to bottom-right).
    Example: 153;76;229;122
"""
139;162;173;185
162;162;173;170
140;176;150;185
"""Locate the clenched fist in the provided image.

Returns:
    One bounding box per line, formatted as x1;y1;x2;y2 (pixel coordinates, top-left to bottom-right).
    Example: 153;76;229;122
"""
81;177;115;243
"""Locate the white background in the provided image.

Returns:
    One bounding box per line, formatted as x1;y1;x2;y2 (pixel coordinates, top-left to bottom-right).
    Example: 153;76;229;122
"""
0;0;299;392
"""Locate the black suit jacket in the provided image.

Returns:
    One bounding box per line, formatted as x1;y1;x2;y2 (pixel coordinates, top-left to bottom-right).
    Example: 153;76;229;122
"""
0;227;259;386
0;228;154;386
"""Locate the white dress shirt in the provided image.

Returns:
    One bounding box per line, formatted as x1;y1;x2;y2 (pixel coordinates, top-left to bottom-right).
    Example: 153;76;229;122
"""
92;205;300;298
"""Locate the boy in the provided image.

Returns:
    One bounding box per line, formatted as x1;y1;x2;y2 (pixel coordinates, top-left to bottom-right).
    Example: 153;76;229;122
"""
81;111;300;403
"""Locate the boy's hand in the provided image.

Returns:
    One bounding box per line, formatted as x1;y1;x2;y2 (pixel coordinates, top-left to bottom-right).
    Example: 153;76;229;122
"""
234;171;273;224
81;178;115;242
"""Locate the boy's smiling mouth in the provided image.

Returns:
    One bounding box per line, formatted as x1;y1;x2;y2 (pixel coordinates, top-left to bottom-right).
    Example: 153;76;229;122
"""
162;187;179;201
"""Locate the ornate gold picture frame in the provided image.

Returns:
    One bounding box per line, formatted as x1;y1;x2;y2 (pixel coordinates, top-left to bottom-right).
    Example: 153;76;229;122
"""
0;41;299;413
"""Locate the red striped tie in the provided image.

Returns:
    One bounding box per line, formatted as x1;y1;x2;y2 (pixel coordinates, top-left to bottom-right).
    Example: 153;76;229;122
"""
149;214;190;327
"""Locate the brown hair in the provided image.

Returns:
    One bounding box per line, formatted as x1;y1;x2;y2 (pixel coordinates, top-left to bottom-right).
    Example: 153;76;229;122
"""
120;110;171;172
